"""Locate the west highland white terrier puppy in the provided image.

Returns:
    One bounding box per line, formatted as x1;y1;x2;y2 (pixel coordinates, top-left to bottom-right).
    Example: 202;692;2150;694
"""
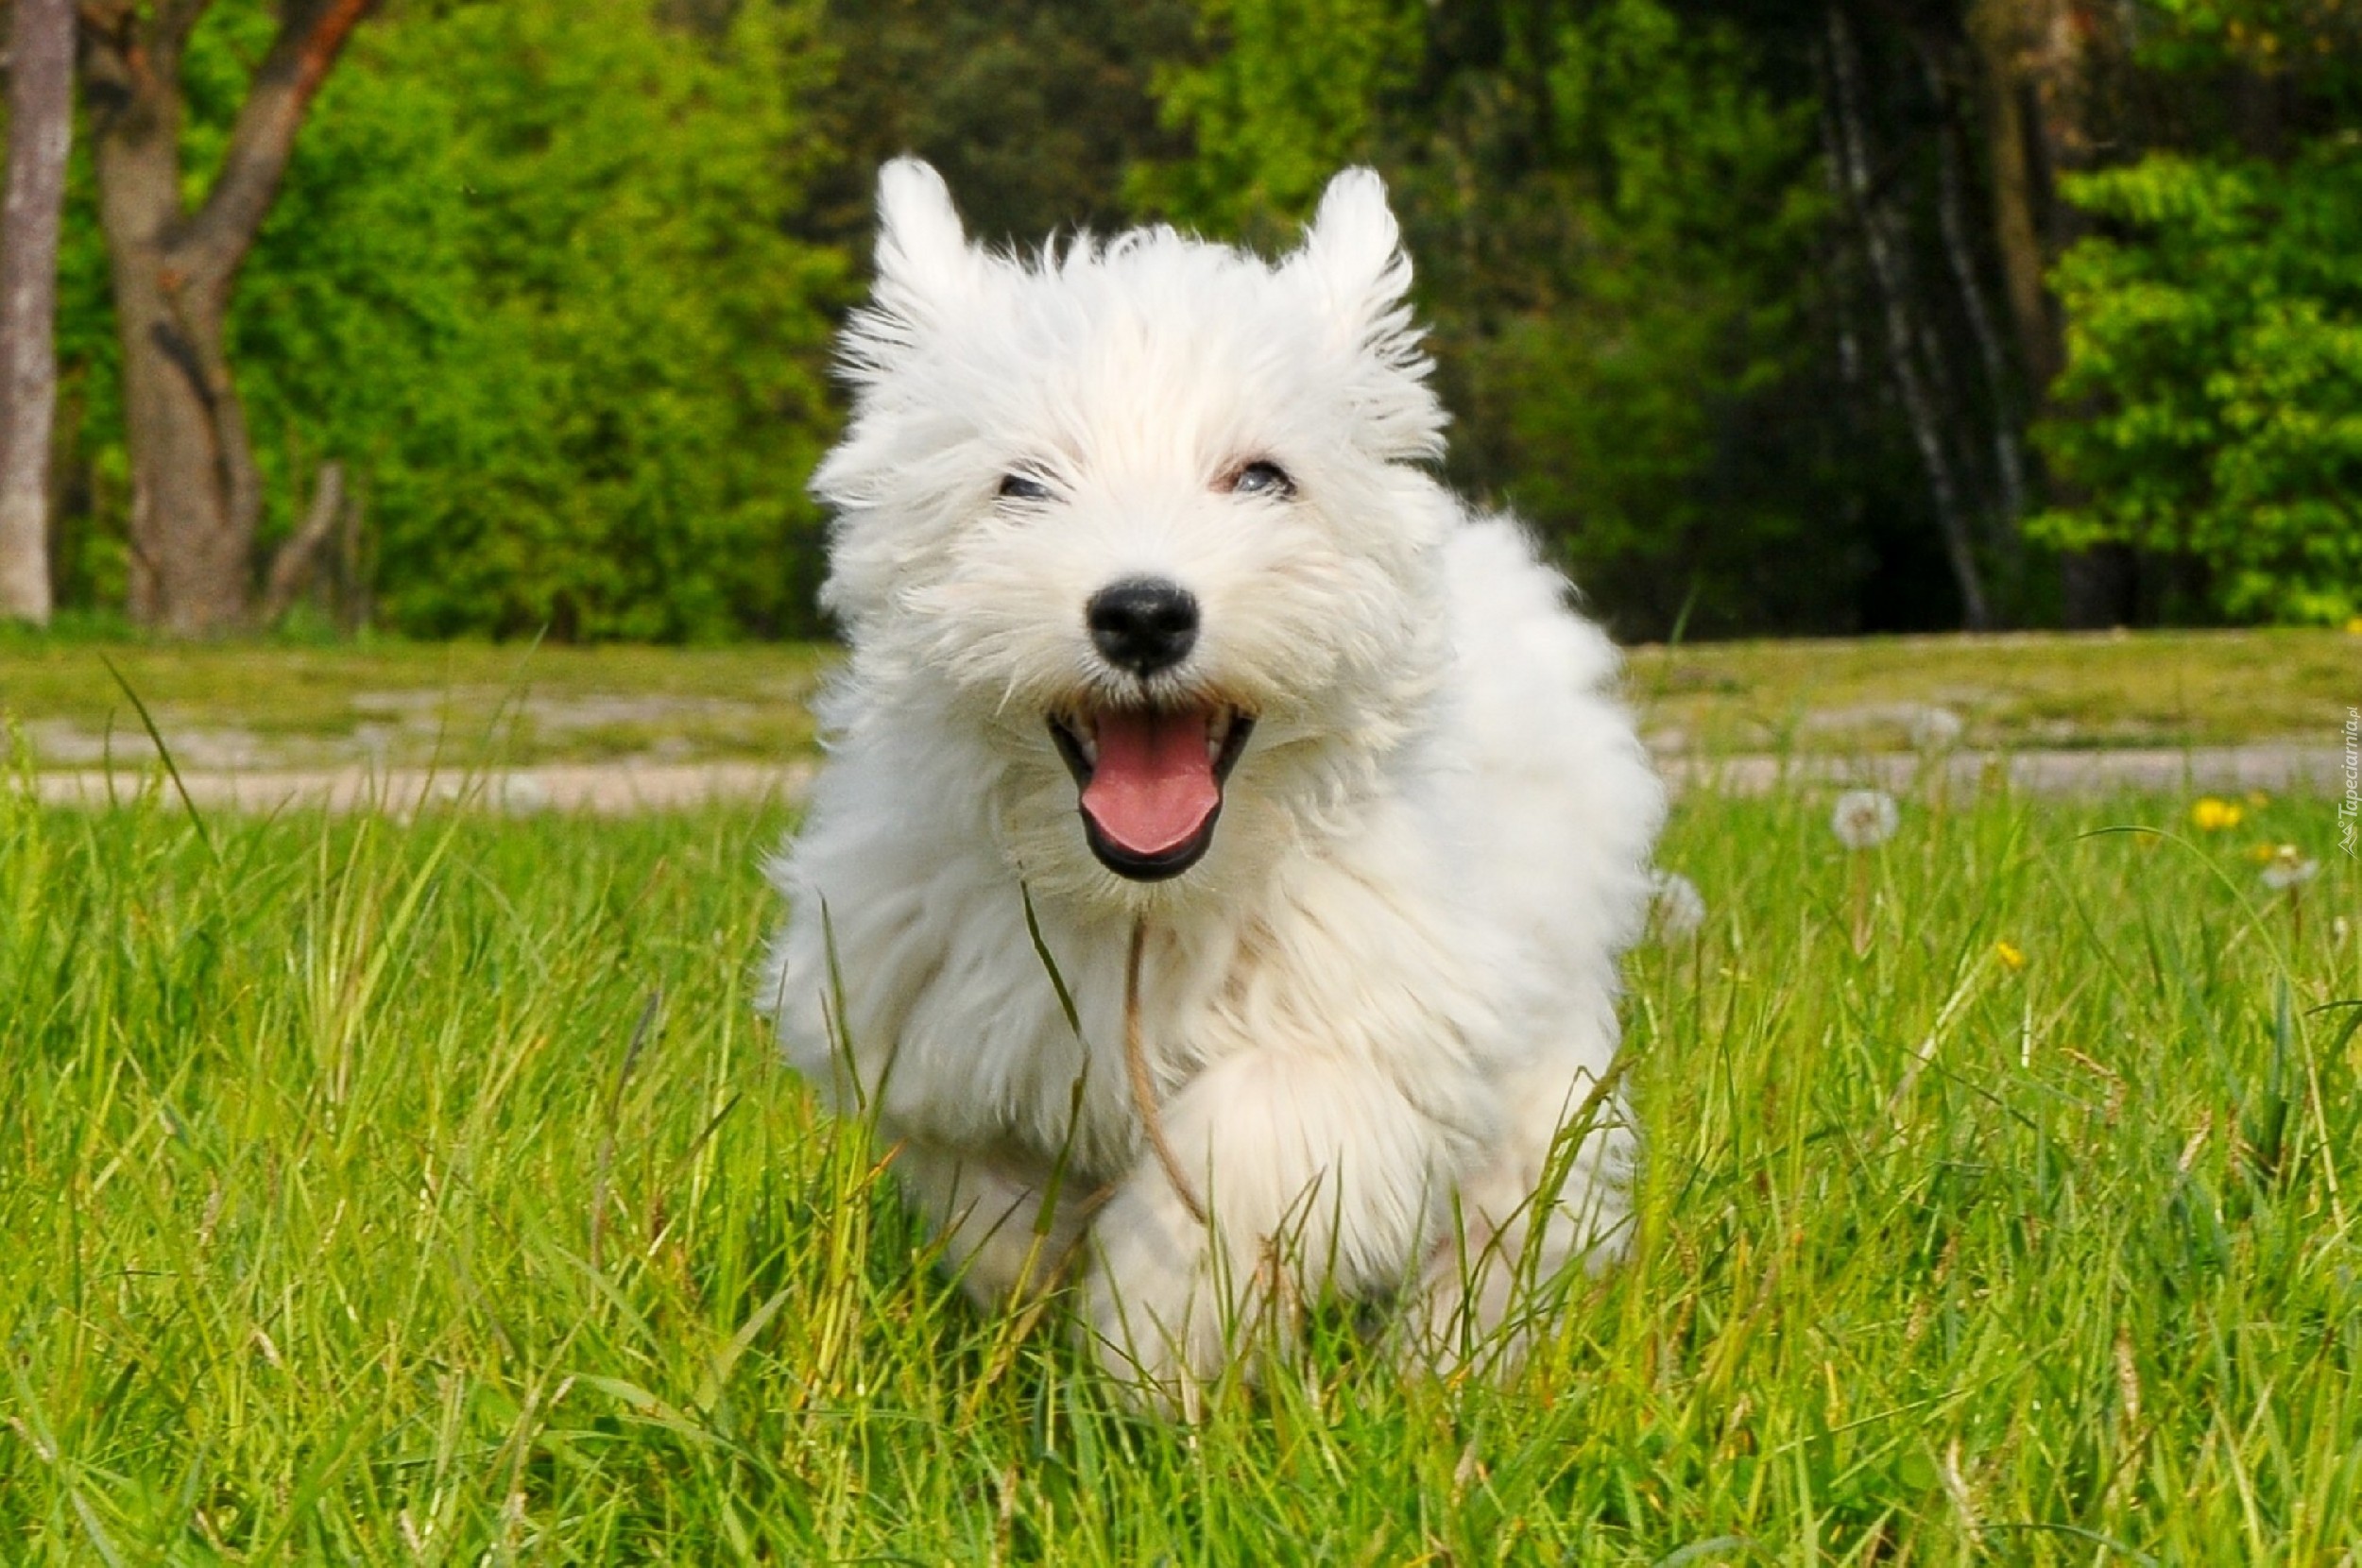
762;159;1665;1409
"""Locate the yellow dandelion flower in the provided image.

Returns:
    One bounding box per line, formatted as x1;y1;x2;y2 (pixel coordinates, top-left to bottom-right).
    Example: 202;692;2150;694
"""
1994;940;2026;972
2190;797;2243;832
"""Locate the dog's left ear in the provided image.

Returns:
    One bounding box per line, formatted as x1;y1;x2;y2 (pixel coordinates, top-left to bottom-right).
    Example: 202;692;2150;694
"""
1288;168;1443;457
1293;169;1412;320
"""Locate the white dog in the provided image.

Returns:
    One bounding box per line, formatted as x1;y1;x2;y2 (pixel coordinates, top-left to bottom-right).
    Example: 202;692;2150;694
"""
762;160;1664;1407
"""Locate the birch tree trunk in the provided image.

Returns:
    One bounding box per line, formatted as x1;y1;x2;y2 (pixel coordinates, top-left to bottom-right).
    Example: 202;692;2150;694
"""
0;0;75;624
1919;43;2028;560
78;0;374;636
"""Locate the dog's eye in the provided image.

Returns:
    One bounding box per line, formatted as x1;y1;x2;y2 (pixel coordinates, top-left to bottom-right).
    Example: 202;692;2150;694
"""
1228;461;1293;498
998;473;1054;503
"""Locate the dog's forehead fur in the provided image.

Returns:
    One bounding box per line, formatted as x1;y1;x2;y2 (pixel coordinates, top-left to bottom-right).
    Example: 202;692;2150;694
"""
814;160;1446;515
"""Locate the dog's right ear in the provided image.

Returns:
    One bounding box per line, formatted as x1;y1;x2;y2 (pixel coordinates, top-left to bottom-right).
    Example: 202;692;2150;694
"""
872;158;976;316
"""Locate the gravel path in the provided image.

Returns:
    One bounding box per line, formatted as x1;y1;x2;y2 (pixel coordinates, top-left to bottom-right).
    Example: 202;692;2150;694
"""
16;744;2346;815
24;759;816;815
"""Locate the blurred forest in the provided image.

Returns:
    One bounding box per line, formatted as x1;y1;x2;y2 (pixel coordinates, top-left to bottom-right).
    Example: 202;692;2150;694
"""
1;0;2357;641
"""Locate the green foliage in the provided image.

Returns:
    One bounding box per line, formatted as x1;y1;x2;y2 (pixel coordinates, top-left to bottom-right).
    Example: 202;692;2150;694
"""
53;0;847;641
2127;0;2362;92
804;0;1196;249
1129;0;1423;240
2;785;2354;1555
1141;0;1837;638
2034;147;2362;624
29;0;2362;639
249;0;845;640
1436;0;1827;636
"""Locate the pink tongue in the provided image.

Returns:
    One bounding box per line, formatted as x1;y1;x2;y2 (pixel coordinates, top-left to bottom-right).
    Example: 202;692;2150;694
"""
1081;709;1219;857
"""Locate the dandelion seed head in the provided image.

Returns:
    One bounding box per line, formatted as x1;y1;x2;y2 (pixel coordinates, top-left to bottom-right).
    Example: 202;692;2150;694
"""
2259;844;2319;892
1909;706;1965;753
1831;789;1900;850
1647;869;1707;940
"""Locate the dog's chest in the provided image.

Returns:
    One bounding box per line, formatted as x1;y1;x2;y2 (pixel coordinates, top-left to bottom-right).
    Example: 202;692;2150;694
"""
875;906;1247;1177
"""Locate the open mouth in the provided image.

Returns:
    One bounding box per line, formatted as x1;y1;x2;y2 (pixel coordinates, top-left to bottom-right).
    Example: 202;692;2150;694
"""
1048;706;1256;881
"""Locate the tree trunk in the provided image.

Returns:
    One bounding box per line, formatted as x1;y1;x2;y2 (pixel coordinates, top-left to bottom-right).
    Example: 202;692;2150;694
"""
0;0;76;624
1969;13;2061;389
1826;7;1994;631
2061;541;2137;627
92;98;258;633
1966;0;2133;626
78;0;374;637
1919;40;2028;588
259;458;343;623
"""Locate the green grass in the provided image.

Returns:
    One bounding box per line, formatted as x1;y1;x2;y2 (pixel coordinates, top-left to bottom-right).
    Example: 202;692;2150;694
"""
1630;627;2358;754
2;626;2353;772
2;776;2356;1560
0;641;831;769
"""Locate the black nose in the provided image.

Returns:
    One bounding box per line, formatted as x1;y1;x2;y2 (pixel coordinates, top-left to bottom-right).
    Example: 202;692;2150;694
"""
1087;577;1199;678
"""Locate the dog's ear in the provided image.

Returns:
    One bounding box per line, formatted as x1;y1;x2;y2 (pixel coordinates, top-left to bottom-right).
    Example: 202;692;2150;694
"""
873;158;975;313
1289;168;1443;458
1293;169;1415;330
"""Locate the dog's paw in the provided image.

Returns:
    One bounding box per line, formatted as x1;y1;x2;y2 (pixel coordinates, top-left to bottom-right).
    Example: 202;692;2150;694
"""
1398;1195;1635;1381
1077;1185;1331;1417
1396;1233;1538;1381
1072;1172;1245;1417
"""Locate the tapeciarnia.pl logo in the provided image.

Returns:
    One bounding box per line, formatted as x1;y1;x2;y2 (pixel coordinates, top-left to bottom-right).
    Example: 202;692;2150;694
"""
2340;706;2358;858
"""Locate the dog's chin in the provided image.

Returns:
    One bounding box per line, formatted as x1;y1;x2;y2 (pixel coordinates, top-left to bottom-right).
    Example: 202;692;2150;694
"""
1048;706;1255;883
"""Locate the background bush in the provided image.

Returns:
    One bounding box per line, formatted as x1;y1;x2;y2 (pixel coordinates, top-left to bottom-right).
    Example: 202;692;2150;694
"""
2037;149;2362;626
53;0;843;639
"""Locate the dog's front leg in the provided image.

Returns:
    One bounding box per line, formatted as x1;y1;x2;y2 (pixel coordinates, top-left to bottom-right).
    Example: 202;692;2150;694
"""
891;1138;1083;1308
1077;1048;1456;1414
1405;1056;1637;1374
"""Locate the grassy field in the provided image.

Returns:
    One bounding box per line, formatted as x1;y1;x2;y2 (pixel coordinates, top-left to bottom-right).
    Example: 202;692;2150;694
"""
0;626;2353;770
4;773;2355;1560
0;640;831;770
1626;627;2357;755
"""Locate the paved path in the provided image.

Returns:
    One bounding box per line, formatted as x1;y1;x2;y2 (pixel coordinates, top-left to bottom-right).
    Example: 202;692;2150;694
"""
15;744;2345;815
23;759;816;816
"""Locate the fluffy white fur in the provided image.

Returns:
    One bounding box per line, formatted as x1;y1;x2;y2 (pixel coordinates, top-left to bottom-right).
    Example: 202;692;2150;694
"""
762;160;1665;1408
